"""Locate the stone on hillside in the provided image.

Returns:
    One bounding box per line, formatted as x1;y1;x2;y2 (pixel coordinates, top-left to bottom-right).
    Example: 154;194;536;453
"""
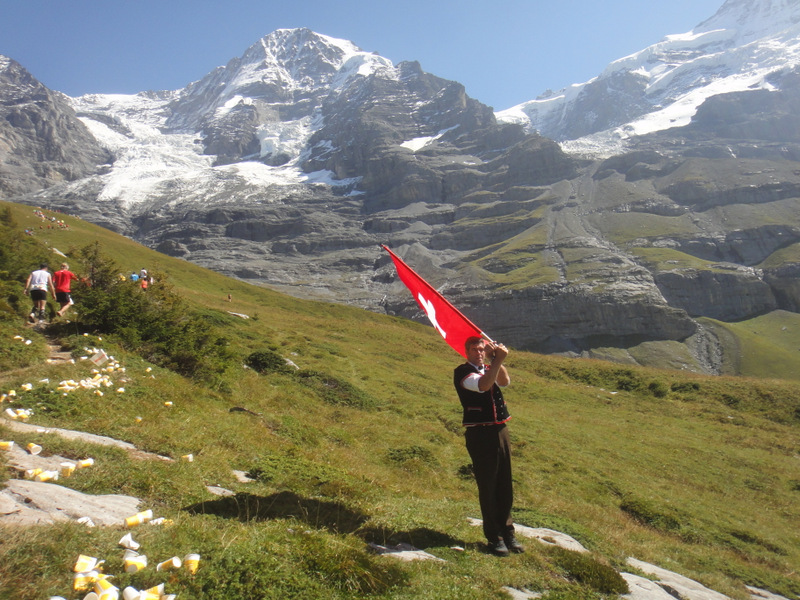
0;479;141;526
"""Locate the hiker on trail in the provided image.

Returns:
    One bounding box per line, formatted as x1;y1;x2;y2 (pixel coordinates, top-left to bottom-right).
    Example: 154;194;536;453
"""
130;272;139;282
453;337;524;557
140;275;149;291
23;263;56;322
53;262;79;317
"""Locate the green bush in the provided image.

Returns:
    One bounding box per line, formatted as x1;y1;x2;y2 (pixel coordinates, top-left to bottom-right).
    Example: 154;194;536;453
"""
245;349;292;374
71;242;235;381
548;546;629;595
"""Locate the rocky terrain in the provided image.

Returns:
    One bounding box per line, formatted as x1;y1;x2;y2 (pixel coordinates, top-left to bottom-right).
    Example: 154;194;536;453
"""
1;1;800;373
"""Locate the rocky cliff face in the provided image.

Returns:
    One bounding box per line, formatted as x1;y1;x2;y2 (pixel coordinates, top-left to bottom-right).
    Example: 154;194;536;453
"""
0;56;112;198
3;22;800;375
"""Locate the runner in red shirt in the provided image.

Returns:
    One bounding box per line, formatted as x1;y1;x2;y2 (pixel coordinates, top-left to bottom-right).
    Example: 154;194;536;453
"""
53;262;79;317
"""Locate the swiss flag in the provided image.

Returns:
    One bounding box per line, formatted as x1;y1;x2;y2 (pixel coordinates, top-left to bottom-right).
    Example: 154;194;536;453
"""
382;245;490;358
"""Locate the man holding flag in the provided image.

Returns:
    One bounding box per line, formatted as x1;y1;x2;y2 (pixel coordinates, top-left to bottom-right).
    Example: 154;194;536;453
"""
382;245;523;556
454;337;523;556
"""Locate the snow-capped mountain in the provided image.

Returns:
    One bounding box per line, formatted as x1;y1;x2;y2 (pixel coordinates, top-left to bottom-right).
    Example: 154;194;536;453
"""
497;0;800;154
4;7;800;374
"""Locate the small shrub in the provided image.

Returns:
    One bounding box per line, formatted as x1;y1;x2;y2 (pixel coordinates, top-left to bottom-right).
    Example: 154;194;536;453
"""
245;349;292;374
648;380;669;398
548;546;629;595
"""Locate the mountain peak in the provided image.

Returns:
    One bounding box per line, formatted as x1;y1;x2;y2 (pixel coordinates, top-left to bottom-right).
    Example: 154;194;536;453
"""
697;0;800;40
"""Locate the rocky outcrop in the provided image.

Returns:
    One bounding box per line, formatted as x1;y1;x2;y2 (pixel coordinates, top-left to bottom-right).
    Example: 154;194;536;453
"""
0;56;112;198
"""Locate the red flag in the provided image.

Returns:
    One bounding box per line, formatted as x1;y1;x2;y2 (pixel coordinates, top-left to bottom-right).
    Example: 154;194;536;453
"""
382;245;492;358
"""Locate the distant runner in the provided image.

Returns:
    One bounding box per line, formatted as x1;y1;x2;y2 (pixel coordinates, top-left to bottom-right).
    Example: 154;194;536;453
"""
23;263;56;322
53;262;80;317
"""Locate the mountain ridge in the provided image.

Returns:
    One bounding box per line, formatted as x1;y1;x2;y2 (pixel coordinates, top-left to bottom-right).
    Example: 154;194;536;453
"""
2;1;800;375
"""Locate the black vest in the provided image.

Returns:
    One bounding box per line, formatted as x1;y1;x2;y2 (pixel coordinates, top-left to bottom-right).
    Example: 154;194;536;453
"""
453;362;511;426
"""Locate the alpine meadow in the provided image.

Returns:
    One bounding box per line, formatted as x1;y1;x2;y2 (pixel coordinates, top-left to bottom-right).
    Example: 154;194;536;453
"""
1;201;798;599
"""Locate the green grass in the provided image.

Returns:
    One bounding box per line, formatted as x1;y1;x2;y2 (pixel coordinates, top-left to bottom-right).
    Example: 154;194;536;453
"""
700;311;800;380
1;200;800;600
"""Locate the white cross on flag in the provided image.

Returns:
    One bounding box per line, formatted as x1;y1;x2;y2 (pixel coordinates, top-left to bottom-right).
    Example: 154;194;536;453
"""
382;245;491;358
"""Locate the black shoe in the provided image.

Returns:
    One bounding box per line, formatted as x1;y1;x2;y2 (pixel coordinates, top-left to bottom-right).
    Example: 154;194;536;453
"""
504;536;525;553
489;539;509;556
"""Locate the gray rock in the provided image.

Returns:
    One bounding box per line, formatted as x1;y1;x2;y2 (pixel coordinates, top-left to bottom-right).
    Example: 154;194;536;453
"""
0;479;141;526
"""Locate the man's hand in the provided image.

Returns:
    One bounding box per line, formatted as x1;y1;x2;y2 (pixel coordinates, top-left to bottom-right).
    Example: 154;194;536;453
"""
487;341;508;362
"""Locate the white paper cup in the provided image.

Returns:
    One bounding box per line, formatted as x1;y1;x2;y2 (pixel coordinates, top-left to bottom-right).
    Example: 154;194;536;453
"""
181;453;194;462
140;584;164;600
122;549;139;560
118;532;140;550
123;554;147;573
183;553;200;574
94;576;118;595
156;556;182;571
77;458;95;469
73;570;100;591
124;509;153;527
60;462;77;477
24;468;42;480
0;441;14;450
122;587;140;600
73;554;100;573
34;470;59;482
26;442;42;455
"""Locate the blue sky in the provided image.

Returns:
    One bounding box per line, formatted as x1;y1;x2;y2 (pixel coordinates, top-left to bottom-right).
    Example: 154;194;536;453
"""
1;0;724;111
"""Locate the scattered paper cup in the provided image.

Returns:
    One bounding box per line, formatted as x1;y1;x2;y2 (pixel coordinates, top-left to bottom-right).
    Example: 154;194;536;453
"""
94;576;118;595
163;401;173;407
34;470;59;482
0;441;14;450
24;468;42;480
83;593;99;600
77;458;95;469
122;549;139;560
74;555;101;573
124;509;153;527
180;454;194;462
123;554;147;573
73;570;100;591
122;588;140;600
26;442;42;455
156;556;182;572
138;584;164;600
183;553;200;574
118;532;140;550
60;462;77;477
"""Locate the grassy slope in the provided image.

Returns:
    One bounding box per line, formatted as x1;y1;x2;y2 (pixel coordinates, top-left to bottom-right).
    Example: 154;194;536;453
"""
1;201;799;600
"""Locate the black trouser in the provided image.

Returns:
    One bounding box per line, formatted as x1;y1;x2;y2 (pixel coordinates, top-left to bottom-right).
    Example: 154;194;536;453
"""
465;423;514;543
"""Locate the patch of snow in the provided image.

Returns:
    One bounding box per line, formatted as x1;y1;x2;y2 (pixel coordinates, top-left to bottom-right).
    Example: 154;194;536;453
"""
400;125;459;152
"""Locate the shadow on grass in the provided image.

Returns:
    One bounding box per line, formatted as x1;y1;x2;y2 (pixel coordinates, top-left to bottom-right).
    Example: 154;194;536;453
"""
357;525;464;550
183;491;368;533
183;492;463;551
